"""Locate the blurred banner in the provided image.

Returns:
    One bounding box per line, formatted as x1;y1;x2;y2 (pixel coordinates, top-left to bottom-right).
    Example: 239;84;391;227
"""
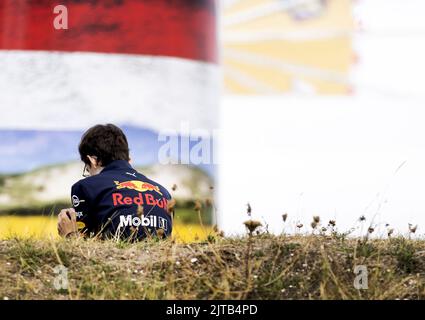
219;0;425;235
222;0;354;94
0;0;218;215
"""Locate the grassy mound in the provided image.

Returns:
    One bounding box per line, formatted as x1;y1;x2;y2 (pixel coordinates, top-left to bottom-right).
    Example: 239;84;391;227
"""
1;233;424;300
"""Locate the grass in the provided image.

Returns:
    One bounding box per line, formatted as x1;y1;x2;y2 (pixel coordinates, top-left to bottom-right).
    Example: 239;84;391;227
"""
1;208;425;300
0;231;425;300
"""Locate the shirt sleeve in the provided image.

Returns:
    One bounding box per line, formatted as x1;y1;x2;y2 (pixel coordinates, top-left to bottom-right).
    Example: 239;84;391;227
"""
71;182;92;235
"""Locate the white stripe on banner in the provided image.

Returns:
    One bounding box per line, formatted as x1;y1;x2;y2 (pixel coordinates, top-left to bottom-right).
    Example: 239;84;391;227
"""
0;50;219;133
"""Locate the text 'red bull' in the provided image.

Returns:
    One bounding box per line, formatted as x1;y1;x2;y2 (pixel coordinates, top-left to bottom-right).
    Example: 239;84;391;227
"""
112;192;168;209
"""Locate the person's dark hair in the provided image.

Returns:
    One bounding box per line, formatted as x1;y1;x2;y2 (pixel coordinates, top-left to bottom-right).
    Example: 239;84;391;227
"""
79;124;130;167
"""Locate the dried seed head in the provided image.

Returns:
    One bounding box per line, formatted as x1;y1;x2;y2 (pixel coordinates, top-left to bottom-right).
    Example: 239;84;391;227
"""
247;203;252;216
409;224;417;233
313;216;320;224
156;228;165;239
321;227;327;233
213;225;224;237
328;220;336;227
205;198;213;207
171;184;177;191
137;205;144;218
296;223;303;229
243;220;262;233
387;228;394;237
282;213;288;222
194;200;202;211
311;222;317;229
368;227;375;234
167;199;176;216
359;215;366;222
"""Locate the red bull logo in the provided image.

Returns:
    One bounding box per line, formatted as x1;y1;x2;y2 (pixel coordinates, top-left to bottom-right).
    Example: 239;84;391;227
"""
114;180;163;196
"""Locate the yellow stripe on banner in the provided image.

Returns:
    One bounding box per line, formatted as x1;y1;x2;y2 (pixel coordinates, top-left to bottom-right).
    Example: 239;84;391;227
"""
0;216;213;243
222;0;354;94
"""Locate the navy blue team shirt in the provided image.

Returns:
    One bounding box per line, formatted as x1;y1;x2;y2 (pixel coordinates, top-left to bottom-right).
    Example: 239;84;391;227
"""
71;160;172;240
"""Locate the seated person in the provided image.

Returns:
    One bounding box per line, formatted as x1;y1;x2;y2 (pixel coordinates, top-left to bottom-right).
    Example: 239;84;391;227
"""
57;124;172;241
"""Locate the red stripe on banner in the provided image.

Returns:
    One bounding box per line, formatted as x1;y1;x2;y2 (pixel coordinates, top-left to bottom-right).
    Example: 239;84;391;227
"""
0;0;217;63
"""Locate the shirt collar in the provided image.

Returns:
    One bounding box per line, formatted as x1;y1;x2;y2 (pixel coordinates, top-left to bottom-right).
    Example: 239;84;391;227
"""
100;160;133;173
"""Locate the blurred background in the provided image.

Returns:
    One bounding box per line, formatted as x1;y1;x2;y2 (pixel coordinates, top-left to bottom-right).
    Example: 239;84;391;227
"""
1;0;425;239
219;0;425;237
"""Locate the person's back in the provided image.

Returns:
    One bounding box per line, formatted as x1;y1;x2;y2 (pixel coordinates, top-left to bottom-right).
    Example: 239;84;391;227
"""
72;160;172;240
57;124;173;241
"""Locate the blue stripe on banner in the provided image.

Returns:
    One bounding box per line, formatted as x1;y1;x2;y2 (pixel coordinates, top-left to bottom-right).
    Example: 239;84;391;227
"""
0;126;215;177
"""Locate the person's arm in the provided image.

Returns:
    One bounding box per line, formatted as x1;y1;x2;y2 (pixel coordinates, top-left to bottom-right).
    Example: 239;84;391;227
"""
58;208;79;238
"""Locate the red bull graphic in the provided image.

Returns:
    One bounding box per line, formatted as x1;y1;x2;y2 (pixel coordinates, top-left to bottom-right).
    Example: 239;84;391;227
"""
114;180;163;196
